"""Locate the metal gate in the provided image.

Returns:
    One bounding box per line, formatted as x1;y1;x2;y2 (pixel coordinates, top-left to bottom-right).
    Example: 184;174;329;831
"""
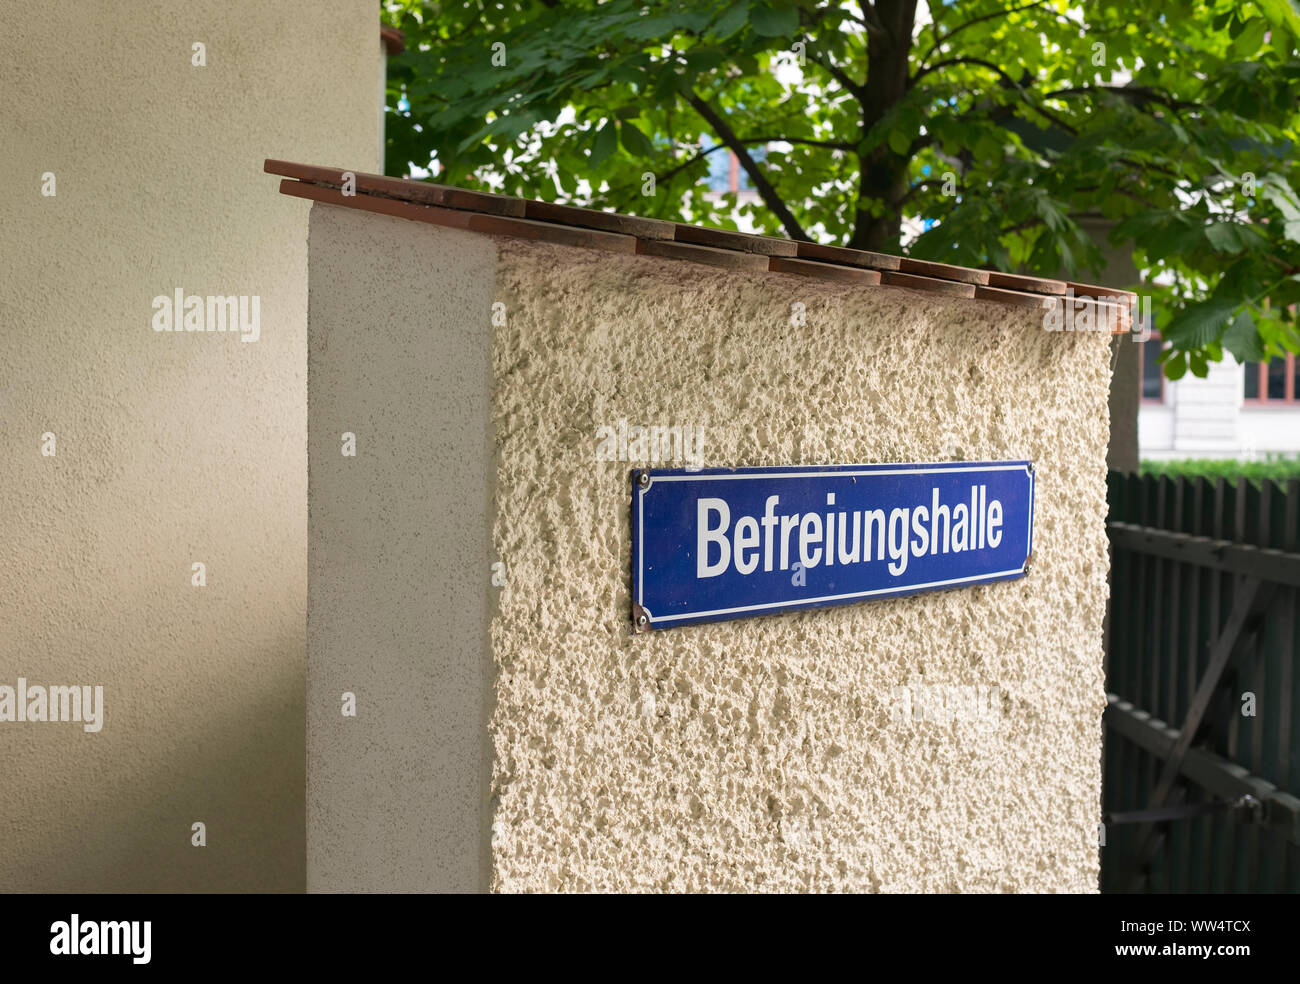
1102;471;1300;892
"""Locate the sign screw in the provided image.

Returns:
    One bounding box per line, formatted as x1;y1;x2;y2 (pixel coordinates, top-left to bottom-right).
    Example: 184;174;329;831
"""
638;472;650;489
636;613;648;628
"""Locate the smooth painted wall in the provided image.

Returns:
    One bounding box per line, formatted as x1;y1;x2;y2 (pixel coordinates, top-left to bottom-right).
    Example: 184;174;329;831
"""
306;205;496;893
0;0;377;891
1074;217;1142;473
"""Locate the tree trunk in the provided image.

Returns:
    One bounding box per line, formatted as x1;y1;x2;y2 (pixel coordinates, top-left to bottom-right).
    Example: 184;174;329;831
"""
850;0;917;252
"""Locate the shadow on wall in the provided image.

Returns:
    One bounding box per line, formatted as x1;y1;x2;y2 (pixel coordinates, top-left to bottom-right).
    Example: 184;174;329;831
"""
5;636;304;894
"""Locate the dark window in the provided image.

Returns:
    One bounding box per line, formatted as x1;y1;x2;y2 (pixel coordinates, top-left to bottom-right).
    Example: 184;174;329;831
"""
1244;354;1300;403
1267;357;1286;400
1241;303;1299;403
1140;335;1164;401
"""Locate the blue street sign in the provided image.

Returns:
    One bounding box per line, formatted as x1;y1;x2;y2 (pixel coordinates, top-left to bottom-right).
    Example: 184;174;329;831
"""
631;461;1034;631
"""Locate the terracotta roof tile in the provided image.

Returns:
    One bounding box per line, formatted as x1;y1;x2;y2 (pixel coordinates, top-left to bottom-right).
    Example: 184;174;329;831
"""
525;200;674;239
380;26;405;56
986;271;1066;295
795;241;901;271
267;158;1131;324
896;257;988;286
974;284;1058;309
279;179;476;231
636;238;769;270
881;270;976;297
674;224;798;256
269;160;524;216
769;257;881;284
1068;280;1138;301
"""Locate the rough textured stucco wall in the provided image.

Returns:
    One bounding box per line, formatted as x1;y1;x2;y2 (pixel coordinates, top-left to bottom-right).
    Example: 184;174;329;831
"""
489;242;1112;892
306;205;496;893
0;1;376;891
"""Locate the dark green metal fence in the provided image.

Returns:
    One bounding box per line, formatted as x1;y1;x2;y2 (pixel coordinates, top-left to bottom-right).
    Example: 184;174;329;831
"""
1102;471;1300;892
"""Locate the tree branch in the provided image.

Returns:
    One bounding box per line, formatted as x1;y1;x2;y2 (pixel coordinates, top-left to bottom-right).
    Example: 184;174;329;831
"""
906;132;935;157
912;55;1015;87
858;1;886;36
610;143;729;211
916;0;1047;69
1070;183;1162;211
807;50;867;99
1043;84;1202;114
741;136;855;150
912;57;1079;135
999;216;1047;236
899;176;956;206
685;91;810;240
795;6;868;96
836;5;874;33
608;133;847;212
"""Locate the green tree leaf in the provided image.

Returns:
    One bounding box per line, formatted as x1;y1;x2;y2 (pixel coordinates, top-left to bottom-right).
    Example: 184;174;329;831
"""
385;0;1300;373
714;4;750;39
1232;18;1269;57
749;3;797;38
618;120;656;159
1222;307;1266;362
1164;351;1190;381
1165;296;1240;348
590;120;617;167
1205;222;1245;254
